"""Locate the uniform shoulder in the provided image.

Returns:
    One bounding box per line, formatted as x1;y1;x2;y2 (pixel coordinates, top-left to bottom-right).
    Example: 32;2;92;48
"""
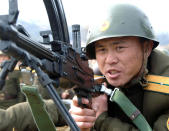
148;49;169;76
145;74;169;95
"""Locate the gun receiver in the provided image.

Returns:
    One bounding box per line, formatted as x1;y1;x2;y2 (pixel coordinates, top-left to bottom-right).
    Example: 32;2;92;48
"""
0;21;94;91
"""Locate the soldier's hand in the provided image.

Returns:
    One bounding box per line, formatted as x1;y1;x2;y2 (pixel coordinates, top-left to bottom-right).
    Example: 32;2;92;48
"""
69;96;96;130
92;94;108;118
69;94;108;131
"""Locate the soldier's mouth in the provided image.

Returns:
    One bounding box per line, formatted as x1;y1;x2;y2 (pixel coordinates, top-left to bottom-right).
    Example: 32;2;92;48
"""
106;70;121;79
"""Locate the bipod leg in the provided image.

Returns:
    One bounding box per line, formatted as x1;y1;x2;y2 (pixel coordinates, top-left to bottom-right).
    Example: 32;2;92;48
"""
35;66;80;131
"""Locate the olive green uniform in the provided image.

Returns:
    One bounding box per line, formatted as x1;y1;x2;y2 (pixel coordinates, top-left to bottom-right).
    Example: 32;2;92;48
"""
92;49;169;131
0;70;74;130
0;99;66;131
0;49;168;131
0;70;25;109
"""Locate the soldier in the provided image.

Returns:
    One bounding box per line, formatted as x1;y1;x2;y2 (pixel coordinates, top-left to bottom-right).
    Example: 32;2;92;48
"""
0;68;74;130
70;3;169;131
0;2;169;131
0;51;25;109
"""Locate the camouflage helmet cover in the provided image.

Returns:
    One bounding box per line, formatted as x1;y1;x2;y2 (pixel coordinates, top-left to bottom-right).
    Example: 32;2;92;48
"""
86;3;159;59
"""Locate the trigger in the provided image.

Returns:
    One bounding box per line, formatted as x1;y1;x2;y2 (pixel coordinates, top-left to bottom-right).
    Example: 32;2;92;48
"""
77;96;88;108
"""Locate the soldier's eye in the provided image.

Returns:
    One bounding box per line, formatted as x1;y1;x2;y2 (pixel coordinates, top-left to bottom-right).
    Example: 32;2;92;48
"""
116;46;126;52
96;47;106;53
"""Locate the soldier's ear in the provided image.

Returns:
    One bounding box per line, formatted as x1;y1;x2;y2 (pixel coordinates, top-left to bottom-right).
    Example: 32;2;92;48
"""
144;40;153;57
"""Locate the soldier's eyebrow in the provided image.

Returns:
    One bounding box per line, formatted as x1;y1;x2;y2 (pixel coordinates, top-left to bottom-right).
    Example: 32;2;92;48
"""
96;41;113;48
95;39;126;47
111;40;126;45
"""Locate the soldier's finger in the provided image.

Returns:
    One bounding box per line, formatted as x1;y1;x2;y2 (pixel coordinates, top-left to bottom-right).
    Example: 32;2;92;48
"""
71;114;96;122
72;96;89;107
69;106;96;116
76;121;95;129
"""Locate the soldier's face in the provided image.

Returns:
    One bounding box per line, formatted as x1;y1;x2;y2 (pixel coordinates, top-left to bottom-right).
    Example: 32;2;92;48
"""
95;36;150;87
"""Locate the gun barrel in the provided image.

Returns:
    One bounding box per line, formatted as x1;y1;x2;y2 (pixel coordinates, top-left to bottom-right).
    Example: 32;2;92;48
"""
0;20;56;61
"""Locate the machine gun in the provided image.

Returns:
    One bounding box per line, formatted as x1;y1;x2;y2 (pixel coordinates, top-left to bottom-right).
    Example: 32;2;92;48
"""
0;0;102;130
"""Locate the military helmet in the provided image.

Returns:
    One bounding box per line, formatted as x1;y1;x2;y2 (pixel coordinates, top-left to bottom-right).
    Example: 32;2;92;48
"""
86;3;159;59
